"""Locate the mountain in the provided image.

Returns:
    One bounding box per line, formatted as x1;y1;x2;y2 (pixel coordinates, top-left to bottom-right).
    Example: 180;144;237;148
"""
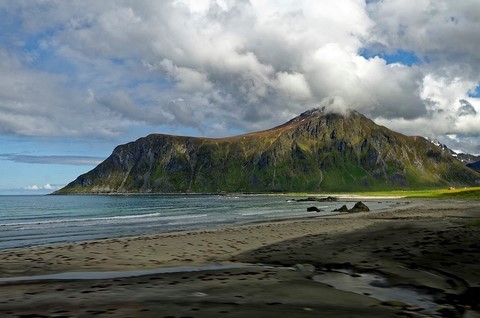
56;109;480;194
467;161;480;172
425;138;480;164
456;153;480;165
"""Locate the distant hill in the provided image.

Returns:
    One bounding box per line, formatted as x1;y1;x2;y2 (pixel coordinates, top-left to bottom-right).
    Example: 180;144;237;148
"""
56;109;480;194
457;153;480;165
467;161;480;172
425;138;480;164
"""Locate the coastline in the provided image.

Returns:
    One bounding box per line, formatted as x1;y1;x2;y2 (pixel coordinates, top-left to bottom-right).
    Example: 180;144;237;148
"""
1;198;479;317
0;199;415;277
0;195;400;251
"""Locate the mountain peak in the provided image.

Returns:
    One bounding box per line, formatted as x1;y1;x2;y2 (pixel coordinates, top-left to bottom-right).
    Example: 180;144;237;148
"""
298;107;325;118
293;107;366;121
281;107;351;128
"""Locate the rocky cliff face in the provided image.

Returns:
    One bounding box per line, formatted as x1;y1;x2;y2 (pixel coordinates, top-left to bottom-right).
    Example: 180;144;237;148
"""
56;109;480;194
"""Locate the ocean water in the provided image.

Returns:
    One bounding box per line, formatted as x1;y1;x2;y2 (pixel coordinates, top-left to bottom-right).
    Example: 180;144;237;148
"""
0;195;394;250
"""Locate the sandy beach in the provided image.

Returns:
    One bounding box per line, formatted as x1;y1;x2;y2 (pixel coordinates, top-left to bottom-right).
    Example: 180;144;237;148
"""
0;198;479;317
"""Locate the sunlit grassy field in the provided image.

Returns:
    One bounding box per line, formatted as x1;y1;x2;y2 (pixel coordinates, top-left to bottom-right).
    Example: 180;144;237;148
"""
265;186;480;199
348;186;480;199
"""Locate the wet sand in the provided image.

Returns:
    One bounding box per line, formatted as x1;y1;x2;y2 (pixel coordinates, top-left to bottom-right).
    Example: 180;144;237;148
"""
0;199;479;317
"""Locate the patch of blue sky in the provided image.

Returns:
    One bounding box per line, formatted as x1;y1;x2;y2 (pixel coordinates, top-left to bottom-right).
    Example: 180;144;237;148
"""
0;136;110;162
127;76;174;90
0;136;111;194
0;10;23;51
23;34;78;77
0;160;90;194
110;57;128;66
468;85;480;98
359;48;421;66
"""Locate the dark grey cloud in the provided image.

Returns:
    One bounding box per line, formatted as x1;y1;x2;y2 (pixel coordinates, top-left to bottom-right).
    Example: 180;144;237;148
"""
458;99;477;116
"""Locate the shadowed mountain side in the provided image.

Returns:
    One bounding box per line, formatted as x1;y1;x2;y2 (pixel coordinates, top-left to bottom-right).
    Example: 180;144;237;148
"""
56;109;480;194
467;160;480;172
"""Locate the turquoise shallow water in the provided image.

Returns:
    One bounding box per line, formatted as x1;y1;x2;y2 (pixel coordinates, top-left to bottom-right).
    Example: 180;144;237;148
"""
0;195;394;250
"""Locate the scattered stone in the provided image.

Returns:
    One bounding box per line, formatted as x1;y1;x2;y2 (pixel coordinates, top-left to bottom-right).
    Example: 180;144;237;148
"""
333;202;370;212
333;205;349;212
349;201;370;212
294;196;338;202
307;206;321;212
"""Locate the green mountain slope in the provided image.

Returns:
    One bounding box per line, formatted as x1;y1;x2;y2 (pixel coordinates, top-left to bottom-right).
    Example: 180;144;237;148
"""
56;109;480;194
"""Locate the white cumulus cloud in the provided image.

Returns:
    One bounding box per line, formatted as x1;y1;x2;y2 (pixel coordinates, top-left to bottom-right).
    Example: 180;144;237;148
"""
24;184;60;191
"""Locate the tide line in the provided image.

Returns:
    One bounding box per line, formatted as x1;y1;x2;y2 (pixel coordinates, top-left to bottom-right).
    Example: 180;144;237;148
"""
0;264;257;283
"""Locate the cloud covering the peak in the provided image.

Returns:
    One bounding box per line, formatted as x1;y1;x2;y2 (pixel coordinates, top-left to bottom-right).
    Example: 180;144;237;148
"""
0;0;479;152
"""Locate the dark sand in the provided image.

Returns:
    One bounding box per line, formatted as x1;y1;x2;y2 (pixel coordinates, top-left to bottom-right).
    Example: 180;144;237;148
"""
0;199;479;317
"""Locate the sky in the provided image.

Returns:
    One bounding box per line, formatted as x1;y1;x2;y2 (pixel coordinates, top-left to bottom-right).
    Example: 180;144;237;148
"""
1;0;480;194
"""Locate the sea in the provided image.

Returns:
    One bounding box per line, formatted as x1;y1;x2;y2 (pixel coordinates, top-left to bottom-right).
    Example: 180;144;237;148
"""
0;195;396;250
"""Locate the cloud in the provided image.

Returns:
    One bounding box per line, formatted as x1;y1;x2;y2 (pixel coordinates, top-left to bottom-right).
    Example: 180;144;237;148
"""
376;75;480;140
437;134;480;155
0;154;104;166
0;0;376;135
366;0;480;67
0;0;479;153
458;99;477;117
24;183;61;191
275;72;312;101
364;0;480;140
0;49;133;138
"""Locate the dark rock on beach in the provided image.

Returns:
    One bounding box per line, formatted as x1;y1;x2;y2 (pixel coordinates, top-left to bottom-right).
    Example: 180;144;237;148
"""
350;201;370;212
333;205;349;212
295;196;338;202
333;202;370;213
307;206;321;212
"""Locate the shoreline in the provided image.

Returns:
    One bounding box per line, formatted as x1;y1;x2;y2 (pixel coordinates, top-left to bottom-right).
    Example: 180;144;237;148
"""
0;197;403;251
0;199;416;277
1;198;479;317
50;191;406;199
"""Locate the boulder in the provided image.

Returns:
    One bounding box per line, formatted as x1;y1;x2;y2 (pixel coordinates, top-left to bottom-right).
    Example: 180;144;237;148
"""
349;201;370;212
333;205;349;212
307;206;321;212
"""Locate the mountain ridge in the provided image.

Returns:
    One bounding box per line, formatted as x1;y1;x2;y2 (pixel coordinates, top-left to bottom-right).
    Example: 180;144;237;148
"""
56;109;480;194
467;160;480;172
